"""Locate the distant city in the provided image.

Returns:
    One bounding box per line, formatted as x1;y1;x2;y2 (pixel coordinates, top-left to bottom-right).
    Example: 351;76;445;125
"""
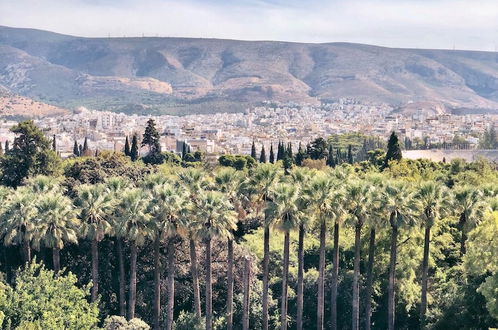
1;99;497;158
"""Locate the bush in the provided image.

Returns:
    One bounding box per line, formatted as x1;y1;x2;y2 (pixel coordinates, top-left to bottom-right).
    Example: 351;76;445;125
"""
104;315;150;330
173;311;205;330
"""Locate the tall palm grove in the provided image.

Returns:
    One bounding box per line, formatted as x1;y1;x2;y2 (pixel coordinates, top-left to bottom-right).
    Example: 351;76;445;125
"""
0;120;497;329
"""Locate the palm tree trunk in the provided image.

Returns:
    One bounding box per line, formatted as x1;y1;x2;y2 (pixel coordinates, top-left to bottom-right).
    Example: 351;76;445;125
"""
189;238;202;318
128;242;138;320
243;256;251;330
166;239;175;330
22;239;31;264
459;214;467;256
420;225;431;327
116;238;126;316
91;239;99;302
280;230;290;330
296;224;305;330
153;235;161;330
262;226;270;330
205;237;213;330
364;228;376;330
52;247;60;273
227;238;234;330
331;221;340;330
352;222;362;330
317;218;326;330
388;219;398;330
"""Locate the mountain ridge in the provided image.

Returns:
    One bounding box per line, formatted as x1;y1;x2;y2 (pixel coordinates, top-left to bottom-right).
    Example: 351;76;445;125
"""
1;25;498;115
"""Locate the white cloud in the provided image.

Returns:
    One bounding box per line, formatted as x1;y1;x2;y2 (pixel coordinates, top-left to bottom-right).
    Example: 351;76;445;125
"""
1;0;497;50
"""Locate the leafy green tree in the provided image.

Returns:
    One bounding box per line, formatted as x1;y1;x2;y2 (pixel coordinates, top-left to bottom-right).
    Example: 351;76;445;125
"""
0;121;60;187
384;132;402;169
32;192;78;272
307;138;328;160
75;184;115;301
0;260;99;329
266;183;301;330
195;191;237;330
117;188;154;320
142;119;161;154
130;135;139;161
413;182;451;325
104;315;150;330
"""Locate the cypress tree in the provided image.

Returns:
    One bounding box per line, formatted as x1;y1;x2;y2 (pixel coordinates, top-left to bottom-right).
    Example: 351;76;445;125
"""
79;144;83;157
251;141;257;160
130;135;139;161
287;142;293;159
276;141;283;161
326;145;335;167
182;142;188;160
73;141;79;156
52;135;56;151
0;141;3;156
347;144;354;164
269;144;275;164
295;142;305;166
83;137;89;153
142;118;161;153
384;131;402;168
4;140;9;152
124;136;131;156
336;148;341;164
259;145;267;163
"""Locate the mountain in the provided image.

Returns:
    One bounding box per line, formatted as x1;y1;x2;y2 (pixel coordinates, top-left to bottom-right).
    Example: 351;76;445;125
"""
1;25;498;115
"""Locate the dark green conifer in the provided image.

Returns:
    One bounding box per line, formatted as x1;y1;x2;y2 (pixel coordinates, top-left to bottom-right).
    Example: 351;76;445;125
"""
269;144;275;164
124;136;131;156
52;135;56;151
347;144;353;164
4;140;9;152
259;145;267;163
142;118;161;153
287;142;293;159
251;141;257;160
384;131;402;168
295;143;305;166
130;135;139;161
73;141;79;156
326;145;335;167
83;137;89;153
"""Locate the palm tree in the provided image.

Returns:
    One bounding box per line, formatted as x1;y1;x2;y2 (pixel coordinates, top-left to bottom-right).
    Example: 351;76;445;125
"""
75;183;115;302
0;187;37;263
266;183;301;330
178;168;210;318
149;181;188;330
453;186;486;256
32;192;78;272
106;176;131;316
195;191;237;330
288;167;314;330
413;181;451;326
303;173;340;330
344;181;373;330
380;181;415;330
214;167;245;330
117;187;154;320
244;164;279;330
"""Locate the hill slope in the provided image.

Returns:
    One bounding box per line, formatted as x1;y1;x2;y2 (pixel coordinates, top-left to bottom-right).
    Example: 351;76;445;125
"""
1;26;498;115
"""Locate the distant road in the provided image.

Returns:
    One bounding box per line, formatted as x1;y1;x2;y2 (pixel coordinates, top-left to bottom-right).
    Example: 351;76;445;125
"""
404;149;498;162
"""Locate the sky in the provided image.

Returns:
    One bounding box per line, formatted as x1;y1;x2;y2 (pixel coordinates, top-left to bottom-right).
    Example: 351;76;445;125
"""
1;0;498;51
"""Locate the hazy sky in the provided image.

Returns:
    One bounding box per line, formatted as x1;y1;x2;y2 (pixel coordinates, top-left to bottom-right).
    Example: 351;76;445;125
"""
1;0;497;50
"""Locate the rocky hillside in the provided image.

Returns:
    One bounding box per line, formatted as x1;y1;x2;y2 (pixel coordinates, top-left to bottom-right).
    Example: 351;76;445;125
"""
1;26;498;115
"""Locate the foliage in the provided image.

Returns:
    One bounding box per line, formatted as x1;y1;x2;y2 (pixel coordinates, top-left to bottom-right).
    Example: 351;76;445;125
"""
0;120;61;187
104;315;150;330
0;261;99;329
